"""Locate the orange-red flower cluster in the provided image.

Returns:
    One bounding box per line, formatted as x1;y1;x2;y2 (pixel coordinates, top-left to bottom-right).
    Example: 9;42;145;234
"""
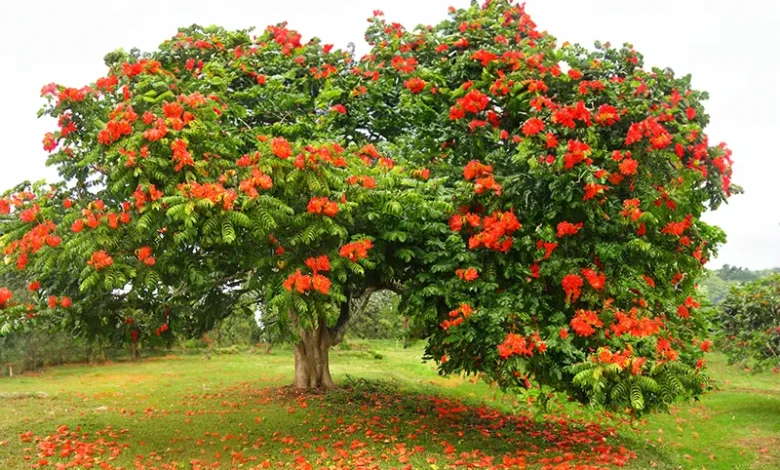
662;215;692;237
282;268;331;295
293;144;348;170
132;185;163;211
562;274;584;303
171;139;194;172
610;309;662;338
563;140;590;170
552;101;591;128
404;77;426;94
0;288;12;308
97;103;138;145
620;199;642;222
239;168;273;198
179;182;238;210
304;255;330;273
656;336;679;361
135;246;156;266
521;117;545;136
570;309;602;336
594;104;620;126
581;268;605;290
467;211;520;252
625;117;672;149
456;267;478;282
88;250;114;270
441;303;473;330
339;239;373;262
307;197;338;217
271;136;292;159
449;89;489;120
498;332;545;359
346;175;377;188
556;221;583;238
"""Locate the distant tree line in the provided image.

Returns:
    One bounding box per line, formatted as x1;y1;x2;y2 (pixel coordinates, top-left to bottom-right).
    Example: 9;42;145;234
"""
700;265;780;305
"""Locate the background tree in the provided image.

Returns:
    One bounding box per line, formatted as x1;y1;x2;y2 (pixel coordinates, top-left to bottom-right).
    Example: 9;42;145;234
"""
717;274;780;370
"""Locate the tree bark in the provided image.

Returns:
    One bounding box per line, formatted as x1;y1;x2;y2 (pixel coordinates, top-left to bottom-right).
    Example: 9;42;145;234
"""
290;288;378;390
293;321;335;389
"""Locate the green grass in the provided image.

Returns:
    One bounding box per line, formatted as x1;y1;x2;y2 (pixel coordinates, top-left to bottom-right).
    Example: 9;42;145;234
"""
0;341;777;469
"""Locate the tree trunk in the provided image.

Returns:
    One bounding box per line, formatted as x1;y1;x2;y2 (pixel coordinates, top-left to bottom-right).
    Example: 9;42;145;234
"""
293;322;335;389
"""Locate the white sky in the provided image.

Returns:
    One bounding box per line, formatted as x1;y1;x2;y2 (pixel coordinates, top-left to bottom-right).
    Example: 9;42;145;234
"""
1;0;777;269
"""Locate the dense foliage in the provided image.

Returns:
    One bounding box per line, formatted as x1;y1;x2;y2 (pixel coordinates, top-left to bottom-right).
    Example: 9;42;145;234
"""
717;274;780;371
0;1;735;413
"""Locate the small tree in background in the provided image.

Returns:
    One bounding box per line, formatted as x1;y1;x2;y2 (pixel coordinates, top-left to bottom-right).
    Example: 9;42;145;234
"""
717;274;780;371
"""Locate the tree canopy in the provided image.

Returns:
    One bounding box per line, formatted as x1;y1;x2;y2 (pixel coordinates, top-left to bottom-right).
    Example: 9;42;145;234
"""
0;0;735;414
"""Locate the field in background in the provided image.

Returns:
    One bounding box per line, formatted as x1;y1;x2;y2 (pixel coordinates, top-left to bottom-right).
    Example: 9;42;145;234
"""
0;341;777;469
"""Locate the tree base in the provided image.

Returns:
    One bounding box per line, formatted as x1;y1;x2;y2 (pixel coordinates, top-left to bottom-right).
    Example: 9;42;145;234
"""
293;325;335;389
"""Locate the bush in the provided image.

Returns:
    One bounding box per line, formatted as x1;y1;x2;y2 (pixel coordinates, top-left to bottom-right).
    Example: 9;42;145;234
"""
716;274;780;370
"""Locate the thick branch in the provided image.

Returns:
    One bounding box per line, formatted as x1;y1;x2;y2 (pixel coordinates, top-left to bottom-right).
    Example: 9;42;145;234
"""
329;287;377;346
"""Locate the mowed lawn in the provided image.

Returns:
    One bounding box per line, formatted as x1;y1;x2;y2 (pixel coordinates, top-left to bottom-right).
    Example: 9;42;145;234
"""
0;341;777;469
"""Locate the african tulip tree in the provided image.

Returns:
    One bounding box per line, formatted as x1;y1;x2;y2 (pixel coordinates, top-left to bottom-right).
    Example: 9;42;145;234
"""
0;1;736;412
0;23;440;389
349;1;735;413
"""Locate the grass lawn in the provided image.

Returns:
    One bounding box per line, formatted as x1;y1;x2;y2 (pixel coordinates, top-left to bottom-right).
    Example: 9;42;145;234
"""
0;341;777;469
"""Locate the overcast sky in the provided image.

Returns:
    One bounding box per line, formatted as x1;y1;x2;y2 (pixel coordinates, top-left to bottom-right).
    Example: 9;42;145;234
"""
1;0;777;269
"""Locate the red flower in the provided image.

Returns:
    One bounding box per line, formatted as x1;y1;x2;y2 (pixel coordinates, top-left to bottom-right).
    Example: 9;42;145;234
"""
331;104;347;114
339;239;373;262
71;219;84;233
307;197;338;217
619;158;638;175
456;267;479;282
271;137;292;159
498;333;533;359
562;274;584;303
594;104;620;126
677;305;690;318
559;328;569;340
136;246;155;266
463;160;493;180
60;297;71;308
686;107;696;120
43;132;58;152
0;288;12;308
19;204;40;223
305;255;330;273
583;183;608;201
471;49;498;66
449;215;463;232
662;216;692;237
28;281;41;292
699;340;712;352
530;263;540;278
570;309;602;336
404;77;426;94
581;268;605;290
311;274;331;294
171;139;194;172
642;275;656;288
556;221;583;238
563;140;590;170
88;250;114;270
521;118;545;136
48;296;58;309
